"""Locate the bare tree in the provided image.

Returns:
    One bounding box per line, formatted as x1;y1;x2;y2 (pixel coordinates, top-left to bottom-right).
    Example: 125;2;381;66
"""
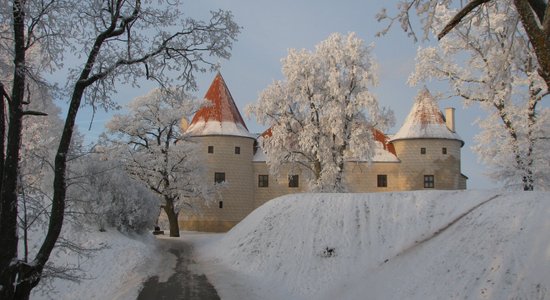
0;0;239;298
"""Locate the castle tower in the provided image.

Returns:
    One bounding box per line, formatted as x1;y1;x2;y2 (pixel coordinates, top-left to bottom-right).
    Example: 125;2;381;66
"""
389;88;467;190
181;72;255;232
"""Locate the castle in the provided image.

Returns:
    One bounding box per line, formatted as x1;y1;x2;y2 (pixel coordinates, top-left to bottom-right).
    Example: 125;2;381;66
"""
178;73;467;232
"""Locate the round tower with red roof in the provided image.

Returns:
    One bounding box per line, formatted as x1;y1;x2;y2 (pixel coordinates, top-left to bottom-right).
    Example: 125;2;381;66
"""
389;88;467;190
181;72;256;232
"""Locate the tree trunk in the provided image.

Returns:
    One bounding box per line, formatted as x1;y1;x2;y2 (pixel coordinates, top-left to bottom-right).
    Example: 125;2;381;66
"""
0;83;6;195
13;262;41;300
334;144;347;192
513;0;550;90
0;1;26;298
20;83;89;296
163;198;180;237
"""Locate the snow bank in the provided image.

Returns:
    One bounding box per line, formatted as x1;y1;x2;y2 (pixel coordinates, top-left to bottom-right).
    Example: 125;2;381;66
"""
196;190;550;300
32;229;160;300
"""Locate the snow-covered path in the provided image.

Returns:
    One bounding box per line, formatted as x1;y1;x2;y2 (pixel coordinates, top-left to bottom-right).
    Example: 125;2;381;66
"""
137;236;220;300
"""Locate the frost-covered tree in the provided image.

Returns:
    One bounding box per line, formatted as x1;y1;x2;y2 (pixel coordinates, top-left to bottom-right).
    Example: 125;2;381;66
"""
0;1;239;298
408;4;550;190
106;88;211;237
379;0;550;92
69;155;159;234
247;33;394;192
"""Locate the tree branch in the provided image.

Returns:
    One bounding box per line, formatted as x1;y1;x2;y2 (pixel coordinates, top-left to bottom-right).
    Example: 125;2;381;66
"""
438;0;491;40
528;0;547;22
22;111;48;116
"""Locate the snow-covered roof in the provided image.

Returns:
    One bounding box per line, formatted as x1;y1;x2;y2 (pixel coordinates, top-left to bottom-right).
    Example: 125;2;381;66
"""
390;88;463;145
252;128;399;163
253;148;268;162
186;72;253;138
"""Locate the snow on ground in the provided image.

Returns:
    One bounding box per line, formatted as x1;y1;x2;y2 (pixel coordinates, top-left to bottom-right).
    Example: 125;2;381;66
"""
192;190;550;300
31;228;165;300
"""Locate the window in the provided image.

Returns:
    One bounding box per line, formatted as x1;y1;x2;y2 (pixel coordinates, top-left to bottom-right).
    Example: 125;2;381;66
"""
420;147;426;155
377;175;388;188
235;146;240;154
424;175;435;188
208;146;214;154
258;175;269;187
442;147;447;154
219;201;223;208
214;172;225;183
288;175;299;188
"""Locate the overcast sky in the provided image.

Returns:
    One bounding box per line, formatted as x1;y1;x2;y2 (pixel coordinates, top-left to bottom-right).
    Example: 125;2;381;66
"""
73;0;496;189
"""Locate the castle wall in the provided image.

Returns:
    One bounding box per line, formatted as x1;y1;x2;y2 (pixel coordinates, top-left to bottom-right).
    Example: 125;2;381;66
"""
176;136;465;232
178;135;255;232
253;162;307;208
344;161;404;192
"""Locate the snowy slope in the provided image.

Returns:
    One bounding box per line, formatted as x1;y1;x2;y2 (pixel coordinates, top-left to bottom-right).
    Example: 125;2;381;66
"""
31;229;162;300
196;190;550;300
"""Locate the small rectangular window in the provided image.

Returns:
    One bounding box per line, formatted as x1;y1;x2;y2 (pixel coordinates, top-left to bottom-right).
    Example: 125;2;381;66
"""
377;174;387;187
258;175;269;187
424;175;435;188
288;175;299;188
214;172;225;183
208;146;214;154
442;147;447;154
421;147;426;155
235;146;240;154
219;201;223;209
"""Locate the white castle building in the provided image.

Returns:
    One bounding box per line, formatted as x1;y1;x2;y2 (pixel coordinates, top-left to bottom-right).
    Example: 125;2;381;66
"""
179;73;467;232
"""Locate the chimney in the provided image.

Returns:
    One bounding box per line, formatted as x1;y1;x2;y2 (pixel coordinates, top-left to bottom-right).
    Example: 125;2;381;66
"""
445;107;455;132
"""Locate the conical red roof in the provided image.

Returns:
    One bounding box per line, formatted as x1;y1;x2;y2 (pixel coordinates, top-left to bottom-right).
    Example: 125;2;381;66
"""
390;88;462;144
186;73;251;137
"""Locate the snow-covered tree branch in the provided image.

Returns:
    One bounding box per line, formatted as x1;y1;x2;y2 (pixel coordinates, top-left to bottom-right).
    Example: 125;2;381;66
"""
0;0;239;298
379;0;550;91
408;4;550;190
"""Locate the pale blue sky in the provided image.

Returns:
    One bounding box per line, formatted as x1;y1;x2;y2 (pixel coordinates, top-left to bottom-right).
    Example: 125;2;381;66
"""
73;1;495;189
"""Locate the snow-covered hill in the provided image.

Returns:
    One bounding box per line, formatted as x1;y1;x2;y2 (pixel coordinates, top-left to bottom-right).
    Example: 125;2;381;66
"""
197;190;550;300
31;229;161;300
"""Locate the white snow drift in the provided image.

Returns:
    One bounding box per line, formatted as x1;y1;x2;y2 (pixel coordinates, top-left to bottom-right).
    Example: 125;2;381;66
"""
31;230;161;300
196;190;550;300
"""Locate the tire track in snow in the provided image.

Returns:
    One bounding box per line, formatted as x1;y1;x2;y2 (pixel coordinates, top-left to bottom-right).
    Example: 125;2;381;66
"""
381;193;501;265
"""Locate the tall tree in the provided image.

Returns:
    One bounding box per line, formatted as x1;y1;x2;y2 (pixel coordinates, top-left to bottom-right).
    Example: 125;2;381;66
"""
0;1;239;298
406;3;550;190
247;33;394;192
379;0;550;92
105;88;211;237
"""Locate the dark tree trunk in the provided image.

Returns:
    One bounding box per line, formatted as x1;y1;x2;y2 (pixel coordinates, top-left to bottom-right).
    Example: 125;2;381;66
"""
15;89;85;295
513;0;550;90
13;262;42;300
2;0;115;296
0;83;6;195
163;198;180;237
0;1;26;298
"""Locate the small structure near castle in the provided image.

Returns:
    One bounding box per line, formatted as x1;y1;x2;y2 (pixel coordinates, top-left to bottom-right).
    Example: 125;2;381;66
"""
179;73;467;232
